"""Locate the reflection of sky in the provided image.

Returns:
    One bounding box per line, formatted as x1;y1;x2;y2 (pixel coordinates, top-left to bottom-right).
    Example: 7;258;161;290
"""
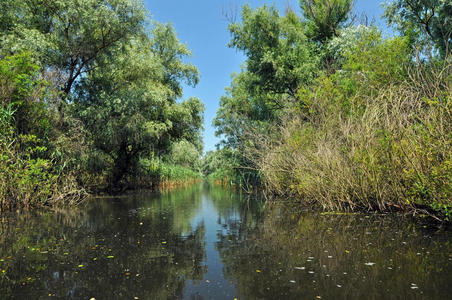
183;194;240;300
3;187;452;299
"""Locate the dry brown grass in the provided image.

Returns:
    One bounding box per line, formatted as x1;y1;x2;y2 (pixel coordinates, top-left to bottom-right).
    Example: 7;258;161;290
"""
251;60;451;217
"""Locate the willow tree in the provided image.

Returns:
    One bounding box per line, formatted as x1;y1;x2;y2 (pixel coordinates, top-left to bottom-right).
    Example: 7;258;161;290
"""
75;22;204;186
1;0;205;194
228;5;319;101
300;0;353;43
384;0;452;57
0;0;147;95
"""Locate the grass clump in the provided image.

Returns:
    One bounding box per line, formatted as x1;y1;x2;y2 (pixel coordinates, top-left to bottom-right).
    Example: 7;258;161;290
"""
137;158;201;189
257;57;451;220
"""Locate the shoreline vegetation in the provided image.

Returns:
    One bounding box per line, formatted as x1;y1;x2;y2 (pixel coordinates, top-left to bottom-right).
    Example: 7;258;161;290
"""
0;0;450;223
203;0;451;222
0;1;204;210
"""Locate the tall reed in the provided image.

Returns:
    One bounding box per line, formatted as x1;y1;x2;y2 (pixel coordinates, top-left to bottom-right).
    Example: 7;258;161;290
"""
254;61;451;219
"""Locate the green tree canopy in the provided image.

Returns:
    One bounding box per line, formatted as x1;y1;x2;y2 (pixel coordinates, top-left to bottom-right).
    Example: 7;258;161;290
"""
300;0;353;43
384;0;452;57
0;0;147;94
228;5;319;99
74;21;204;185
1;0;205;195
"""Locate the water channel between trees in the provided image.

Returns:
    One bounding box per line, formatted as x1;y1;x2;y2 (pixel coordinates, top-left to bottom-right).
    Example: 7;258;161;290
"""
0;184;451;299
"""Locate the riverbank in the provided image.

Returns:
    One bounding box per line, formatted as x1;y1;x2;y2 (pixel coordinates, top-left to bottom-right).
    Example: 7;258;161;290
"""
0;158;202;211
206;3;451;222
0;1;205;212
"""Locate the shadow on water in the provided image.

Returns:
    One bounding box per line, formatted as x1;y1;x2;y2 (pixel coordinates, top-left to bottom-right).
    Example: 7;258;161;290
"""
0;185;451;299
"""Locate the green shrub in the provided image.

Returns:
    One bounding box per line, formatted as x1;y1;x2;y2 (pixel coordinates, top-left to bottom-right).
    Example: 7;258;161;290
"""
0;53;85;209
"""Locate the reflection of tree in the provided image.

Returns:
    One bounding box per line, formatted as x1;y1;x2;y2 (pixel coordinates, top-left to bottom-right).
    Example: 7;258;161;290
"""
2;187;451;299
216;202;452;299
0;185;207;299
206;185;266;229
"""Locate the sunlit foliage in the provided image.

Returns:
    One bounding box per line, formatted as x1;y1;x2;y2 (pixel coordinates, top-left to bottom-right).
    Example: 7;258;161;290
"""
214;1;451;220
0;0;204;208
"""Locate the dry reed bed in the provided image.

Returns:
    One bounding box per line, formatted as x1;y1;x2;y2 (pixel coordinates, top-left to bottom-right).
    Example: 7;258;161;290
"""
253;62;451;218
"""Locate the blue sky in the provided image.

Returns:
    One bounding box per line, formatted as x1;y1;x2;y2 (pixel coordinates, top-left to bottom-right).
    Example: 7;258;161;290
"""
143;1;388;152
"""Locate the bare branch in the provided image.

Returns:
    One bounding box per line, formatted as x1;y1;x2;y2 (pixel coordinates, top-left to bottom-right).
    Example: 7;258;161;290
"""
222;2;238;24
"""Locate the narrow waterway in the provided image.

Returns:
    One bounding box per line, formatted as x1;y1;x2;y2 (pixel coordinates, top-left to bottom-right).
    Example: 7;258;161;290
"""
0;185;451;299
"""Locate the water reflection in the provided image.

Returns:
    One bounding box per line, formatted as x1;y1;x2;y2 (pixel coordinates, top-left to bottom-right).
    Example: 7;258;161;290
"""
216;202;452;299
0;186;207;299
0;185;451;299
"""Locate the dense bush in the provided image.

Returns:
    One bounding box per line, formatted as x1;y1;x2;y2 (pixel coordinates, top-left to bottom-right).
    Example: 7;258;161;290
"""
214;0;451;220
0;0;204;209
0;53;85;209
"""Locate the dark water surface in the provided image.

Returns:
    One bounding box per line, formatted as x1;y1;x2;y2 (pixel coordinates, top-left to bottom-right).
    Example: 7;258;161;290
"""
1;185;451;299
